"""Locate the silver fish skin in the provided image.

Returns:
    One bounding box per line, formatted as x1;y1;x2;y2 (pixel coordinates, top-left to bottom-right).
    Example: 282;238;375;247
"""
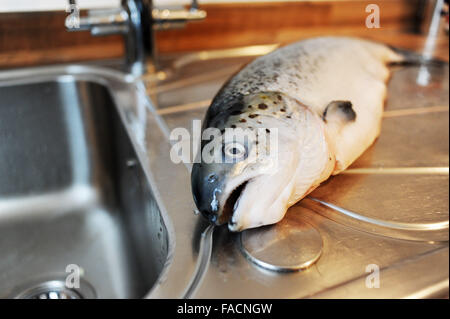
191;36;403;231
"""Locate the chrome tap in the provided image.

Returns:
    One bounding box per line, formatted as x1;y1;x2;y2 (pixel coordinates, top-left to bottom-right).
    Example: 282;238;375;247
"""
152;0;206;31
66;0;206;76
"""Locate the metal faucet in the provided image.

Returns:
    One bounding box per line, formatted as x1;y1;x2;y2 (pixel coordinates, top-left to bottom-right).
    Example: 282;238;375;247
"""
66;0;206;77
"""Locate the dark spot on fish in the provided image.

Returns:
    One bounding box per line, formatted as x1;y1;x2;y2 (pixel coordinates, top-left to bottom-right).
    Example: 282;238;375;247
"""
266;129;270;133
239;118;247;123
249;114;259;118
258;103;268;110
226;100;245;114
277;95;282;101
231;124;236;128
257;121;262;124
248;105;252;108
231;110;241;115
280;108;286;112
255;141;259;145
274;101;277;105
286;115;292;119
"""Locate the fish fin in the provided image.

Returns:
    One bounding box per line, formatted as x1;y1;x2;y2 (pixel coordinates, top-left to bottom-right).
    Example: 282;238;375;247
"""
322;100;356;124
387;46;446;67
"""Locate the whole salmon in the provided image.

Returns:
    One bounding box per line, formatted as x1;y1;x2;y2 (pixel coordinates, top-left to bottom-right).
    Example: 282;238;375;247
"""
191;37;404;231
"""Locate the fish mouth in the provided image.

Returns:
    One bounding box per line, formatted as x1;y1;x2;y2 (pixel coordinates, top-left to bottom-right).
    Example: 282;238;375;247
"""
219;181;249;225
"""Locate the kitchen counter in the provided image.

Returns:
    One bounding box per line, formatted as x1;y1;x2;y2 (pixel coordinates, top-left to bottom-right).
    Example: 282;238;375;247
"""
145;39;449;298
0;19;448;296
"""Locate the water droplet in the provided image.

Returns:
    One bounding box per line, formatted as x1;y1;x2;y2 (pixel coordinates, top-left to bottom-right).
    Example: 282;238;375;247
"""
126;159;137;168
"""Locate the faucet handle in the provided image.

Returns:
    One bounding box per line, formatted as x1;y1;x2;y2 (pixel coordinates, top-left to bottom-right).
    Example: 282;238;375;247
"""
152;0;207;30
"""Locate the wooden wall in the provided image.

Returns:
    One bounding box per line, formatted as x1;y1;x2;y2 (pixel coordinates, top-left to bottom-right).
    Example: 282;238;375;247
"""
0;0;434;69
156;0;421;52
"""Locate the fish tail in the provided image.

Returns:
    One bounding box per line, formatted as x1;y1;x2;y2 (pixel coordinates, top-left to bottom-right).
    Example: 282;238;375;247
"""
387;46;446;67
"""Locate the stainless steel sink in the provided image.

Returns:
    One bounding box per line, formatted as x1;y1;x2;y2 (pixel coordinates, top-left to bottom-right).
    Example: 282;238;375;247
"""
0;65;210;299
0;72;171;298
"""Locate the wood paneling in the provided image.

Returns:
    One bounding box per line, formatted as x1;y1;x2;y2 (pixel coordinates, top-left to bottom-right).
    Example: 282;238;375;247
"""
0;0;444;69
0;11;124;68
155;0;420;52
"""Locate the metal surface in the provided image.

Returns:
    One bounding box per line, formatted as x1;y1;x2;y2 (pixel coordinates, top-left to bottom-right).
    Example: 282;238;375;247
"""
152;0;207;31
0;44;448;299
67;0;154;77
15;279;96;299
240;217;323;272
154;48;449;298
0;65;208;298
66;0;206;76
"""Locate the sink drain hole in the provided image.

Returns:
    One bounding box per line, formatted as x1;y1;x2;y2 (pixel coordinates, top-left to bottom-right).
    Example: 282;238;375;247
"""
15;279;95;299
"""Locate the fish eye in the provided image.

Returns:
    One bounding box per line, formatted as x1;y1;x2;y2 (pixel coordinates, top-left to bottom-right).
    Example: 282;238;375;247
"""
224;142;246;160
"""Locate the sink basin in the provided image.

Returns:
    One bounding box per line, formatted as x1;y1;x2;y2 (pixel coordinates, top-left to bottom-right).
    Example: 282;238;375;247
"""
0;72;169;298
